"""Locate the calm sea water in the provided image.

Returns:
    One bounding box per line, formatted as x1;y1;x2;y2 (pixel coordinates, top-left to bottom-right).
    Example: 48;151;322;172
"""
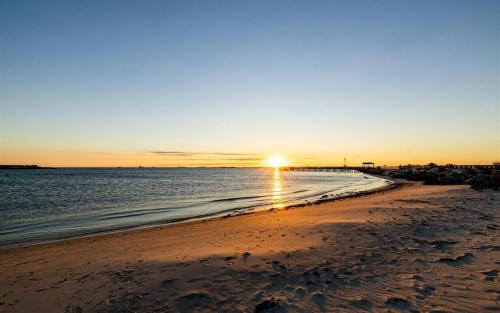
0;168;391;247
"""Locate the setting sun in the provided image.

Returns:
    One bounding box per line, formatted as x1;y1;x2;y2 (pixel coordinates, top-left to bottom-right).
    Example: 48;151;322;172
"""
265;155;288;168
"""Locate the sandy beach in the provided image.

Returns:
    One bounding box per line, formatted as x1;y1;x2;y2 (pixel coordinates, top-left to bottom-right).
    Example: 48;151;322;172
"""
0;181;498;313
2;1;497;312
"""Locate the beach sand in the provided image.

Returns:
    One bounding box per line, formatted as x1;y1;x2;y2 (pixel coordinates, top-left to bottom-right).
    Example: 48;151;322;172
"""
0;181;498;312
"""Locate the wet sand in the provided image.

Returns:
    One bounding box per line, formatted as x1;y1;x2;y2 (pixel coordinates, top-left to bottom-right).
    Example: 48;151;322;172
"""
0;181;498;312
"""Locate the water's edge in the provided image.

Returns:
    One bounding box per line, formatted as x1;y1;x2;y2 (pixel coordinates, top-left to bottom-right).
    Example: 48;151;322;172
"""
0;177;397;251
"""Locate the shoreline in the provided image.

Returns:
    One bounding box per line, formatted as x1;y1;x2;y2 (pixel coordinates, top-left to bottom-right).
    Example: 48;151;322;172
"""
0;176;397;251
1;181;497;312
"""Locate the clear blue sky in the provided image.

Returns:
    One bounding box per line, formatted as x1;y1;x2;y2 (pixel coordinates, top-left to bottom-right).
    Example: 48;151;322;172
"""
0;0;498;166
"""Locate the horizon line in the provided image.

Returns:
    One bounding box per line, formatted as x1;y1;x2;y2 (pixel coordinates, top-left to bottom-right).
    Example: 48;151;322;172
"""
1;162;497;169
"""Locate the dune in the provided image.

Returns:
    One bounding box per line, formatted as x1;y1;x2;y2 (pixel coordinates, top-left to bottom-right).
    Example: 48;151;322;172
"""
0;181;498;312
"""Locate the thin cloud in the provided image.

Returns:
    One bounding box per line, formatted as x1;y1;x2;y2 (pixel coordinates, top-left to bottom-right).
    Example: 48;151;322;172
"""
149;151;257;157
228;157;262;161
154;157;262;162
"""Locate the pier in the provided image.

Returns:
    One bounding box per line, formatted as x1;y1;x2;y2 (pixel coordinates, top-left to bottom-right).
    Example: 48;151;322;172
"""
281;166;361;173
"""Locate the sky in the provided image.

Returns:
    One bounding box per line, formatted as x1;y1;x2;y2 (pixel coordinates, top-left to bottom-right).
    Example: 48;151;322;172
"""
0;0;498;167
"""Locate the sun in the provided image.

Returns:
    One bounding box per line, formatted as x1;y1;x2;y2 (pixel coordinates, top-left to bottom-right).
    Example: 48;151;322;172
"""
265;155;288;168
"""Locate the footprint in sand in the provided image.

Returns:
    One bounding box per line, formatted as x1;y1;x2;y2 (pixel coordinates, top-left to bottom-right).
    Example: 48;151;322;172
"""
482;270;498;281
416;285;436;300
160;278;177;290
271;260;281;271
350;298;372;310
437;252;474;264
311;291;325;306
385;297;411;310
294;287;306;299
242;252;251;263
174;291;217;312
254;297;287;313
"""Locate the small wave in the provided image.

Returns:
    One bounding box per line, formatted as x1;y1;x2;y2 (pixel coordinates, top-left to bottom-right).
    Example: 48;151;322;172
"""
209;189;310;203
290;189;310;194
97;208;174;221
210;195;267;203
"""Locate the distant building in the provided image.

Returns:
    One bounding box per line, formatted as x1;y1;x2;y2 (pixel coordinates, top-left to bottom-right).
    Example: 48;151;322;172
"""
362;162;374;168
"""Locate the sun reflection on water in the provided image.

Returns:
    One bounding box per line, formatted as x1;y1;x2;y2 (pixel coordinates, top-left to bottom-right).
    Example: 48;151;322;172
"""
271;169;285;208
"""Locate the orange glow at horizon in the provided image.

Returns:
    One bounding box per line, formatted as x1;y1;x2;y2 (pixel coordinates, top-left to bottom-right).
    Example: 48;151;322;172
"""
0;149;498;168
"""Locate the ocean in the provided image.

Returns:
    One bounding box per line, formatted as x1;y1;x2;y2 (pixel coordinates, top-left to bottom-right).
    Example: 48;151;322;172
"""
0;168;392;247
